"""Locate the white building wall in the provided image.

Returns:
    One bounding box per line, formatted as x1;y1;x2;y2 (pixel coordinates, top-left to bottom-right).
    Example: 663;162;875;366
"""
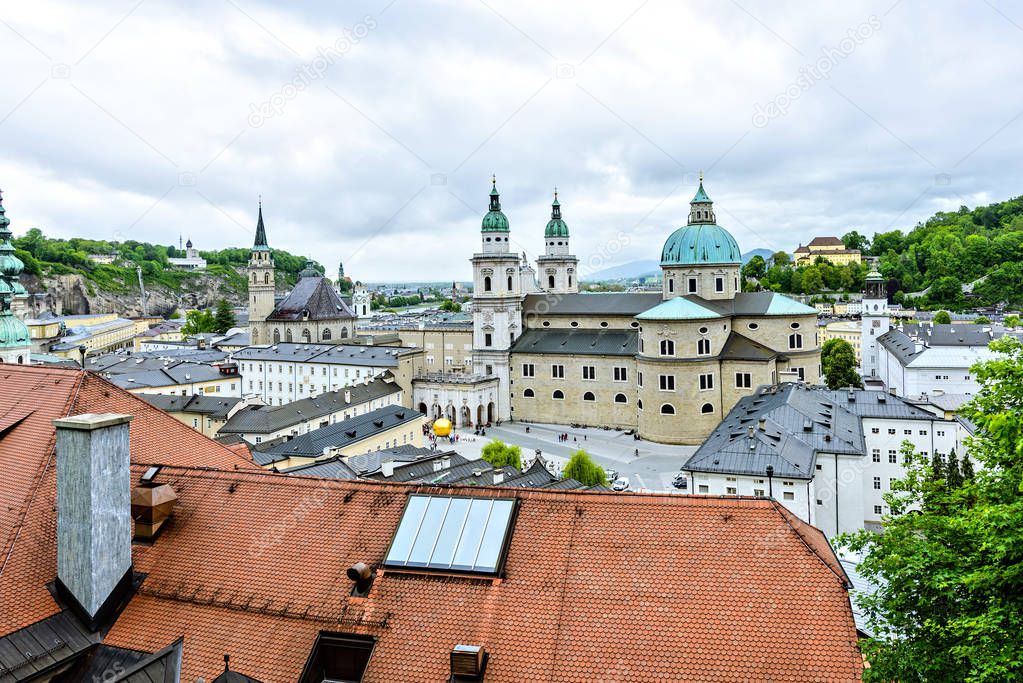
237;390;403;444
238;359;393;405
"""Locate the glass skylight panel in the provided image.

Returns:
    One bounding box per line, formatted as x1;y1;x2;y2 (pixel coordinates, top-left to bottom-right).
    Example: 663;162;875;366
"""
385;495;516;574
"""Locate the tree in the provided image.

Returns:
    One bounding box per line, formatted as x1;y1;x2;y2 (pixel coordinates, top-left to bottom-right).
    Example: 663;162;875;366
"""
973;316;991;325
933;310;952;324
480;440;521;470
1005;314;1021;329
838;336;1023;681
561;449;607;487
439;299;462;312
842;230;870;252
770;251;791;267
213;299;236;334
180;309;217;335
821;338;862;389
741;255;767;282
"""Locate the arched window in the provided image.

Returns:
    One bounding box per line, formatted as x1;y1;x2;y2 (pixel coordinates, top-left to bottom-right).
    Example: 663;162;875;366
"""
273;328;281;344
302;328;311;343
507;275;513;290
548;275;555;288
322;328;332;341
17;355;24;365
264;272;270;284
552;390;564;400
340;327;349;338
701;403;714;414
789;333;803;349
614;393;627;403
484;276;492;292
697;338;711;355
286;329;293;342
637;399;643;410
660;339;675;356
523;388;534;397
251;272;256;283
568;275;572;287
660;403;675;415
583;391;595;402
668;278;674;293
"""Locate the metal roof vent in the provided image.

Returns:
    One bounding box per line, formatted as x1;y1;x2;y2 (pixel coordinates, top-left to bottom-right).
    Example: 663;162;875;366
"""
803;419;813;431
450;645;487;681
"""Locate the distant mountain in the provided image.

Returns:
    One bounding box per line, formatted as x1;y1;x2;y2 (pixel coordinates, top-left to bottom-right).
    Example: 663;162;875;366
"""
584;260;661;281
742;248;773;264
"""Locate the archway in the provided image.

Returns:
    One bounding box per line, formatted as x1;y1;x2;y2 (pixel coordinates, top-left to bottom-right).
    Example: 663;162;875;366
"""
432;403;442;419
487;402;495;424
273;328;281;344
476;404;484;426
418;402;427;415
322;328;332;341
461;405;471;427
302;328;311;343
446;404;456;424
286;329;293;342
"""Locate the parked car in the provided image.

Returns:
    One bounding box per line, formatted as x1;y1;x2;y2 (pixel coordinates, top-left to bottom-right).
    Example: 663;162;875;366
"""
672;473;688;490
605;469;619;483
612;477;630;492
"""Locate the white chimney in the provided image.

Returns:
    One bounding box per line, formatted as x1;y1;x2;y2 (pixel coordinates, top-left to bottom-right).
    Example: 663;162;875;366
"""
381;460;395;477
54;413;133;629
344;390;351;403
492;470;504;484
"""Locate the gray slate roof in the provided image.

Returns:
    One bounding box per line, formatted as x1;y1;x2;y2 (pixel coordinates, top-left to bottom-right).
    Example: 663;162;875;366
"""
364;452;468;482
718;332;777;361
253;404;421;463
218;378;400;434
522;292;661;316
279;456;358;479
267;274;356;322
141;394;243;419
233;343;415;367
510;328;638;356
344;444;434;476
107;363;225;390
685;383;937;479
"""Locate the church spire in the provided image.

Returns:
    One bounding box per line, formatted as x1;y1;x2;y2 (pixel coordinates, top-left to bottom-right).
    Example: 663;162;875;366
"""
489;174;501;212
688;173;716;225
253;198;270;250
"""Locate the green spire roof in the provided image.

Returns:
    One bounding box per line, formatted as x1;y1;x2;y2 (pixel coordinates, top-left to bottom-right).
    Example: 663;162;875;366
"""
0;189;30;351
692;181;711;203
253;200;270;251
482;175;510;232
544;187;569;238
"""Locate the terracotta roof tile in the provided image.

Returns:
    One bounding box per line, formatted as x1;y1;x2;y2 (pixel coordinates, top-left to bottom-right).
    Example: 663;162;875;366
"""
0;365;257;634
104;469;862;682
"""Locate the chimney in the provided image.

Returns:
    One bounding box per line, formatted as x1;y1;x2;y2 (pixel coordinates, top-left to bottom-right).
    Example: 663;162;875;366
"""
757;418;766;431
344;390;351;403
54;413;134;629
381;460;395;477
131;468;178;540
450;645;486;680
492;470;505;484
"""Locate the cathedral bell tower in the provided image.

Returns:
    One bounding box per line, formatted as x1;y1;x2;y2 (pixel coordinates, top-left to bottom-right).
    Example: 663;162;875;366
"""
471;176;523;421
247;200;275;344
535;188;578;294
860;269;890;378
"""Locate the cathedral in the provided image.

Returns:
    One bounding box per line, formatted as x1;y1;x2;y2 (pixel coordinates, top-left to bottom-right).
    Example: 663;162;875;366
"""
247;203;358;345
469;177;822;444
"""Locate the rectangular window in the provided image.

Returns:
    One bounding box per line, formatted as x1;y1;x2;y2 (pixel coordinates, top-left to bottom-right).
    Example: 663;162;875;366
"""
521;363;535;377
638;372;643;387
888;428;896;435
874;505;883;515
783;491;794;501
872;449;880;462
613;366;628;382
659;374;675;391
484;333;492;347
888;450;897;463
795;367;805;381
919;430;927;436
903;429;912;435
735;372;752;388
582;366;596;380
873;476;881;490
753;488;765;497
726;487;737;495
715;276;724;292
871;427;879;434
698;484;709;494
552;364;565;379
699;373;714;391
687;277;697;293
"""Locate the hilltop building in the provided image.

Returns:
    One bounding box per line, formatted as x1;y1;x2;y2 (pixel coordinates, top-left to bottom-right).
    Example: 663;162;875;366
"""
793;236;862;266
246;202;358;345
167;237;207;270
447;176;823;443
0;189;31;364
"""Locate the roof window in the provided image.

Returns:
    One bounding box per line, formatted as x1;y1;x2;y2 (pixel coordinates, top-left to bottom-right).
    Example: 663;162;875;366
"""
298;631;376;683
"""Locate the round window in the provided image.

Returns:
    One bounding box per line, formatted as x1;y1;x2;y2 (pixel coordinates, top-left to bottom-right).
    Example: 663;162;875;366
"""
600;321;609;328
570;321;579;327
748;323;759;330
631;322;640;328
542;321;551;327
698;326;708;334
790;322;800;329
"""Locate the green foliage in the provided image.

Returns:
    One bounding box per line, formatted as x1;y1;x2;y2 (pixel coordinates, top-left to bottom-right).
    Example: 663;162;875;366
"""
973;316;991;325
741;255;767;283
838;336;1023;681
180;309;217;335
933;310;952;324
213;299;237;334
842;230;870;251
561;449;607;487
821;338;861;389
480;440;521;470
439;299;462;312
1005;314;1020;329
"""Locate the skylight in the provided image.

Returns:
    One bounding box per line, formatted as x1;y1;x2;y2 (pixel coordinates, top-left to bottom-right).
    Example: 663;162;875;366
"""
384;495;516;574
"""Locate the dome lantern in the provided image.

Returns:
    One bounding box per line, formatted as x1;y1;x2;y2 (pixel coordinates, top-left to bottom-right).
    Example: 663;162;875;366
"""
544;187;569;238
481;175;510;232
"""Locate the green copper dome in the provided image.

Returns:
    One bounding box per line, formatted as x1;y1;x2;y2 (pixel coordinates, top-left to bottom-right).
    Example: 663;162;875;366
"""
544;191;568;238
0;314;29;349
661;223;742;266
482;177;510;232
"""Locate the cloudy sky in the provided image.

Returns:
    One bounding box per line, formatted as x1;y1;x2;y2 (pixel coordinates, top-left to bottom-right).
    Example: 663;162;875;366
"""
1;1;1021;281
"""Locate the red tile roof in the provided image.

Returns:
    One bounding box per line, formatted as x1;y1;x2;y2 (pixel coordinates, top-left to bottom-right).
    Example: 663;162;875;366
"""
102;467;862;682
0;365;257;633
807;236;845;248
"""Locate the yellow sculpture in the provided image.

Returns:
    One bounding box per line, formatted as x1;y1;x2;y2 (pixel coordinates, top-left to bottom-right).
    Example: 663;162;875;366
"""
432;417;452;437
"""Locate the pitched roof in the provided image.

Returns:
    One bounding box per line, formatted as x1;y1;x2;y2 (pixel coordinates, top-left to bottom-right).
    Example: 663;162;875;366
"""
96;468;862;682
635;297;723;321
253;405;421;462
218;378;400;435
141;394;243;420
718;331;778;361
266;275;356;322
0;365;257;635
806;236;845;247
522;292;662;316
233;343;413;367
509;329;638;356
686;383;940;479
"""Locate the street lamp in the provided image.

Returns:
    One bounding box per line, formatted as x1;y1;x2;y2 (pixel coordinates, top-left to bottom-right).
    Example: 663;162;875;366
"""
78;345;87;368
766;464;774;498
